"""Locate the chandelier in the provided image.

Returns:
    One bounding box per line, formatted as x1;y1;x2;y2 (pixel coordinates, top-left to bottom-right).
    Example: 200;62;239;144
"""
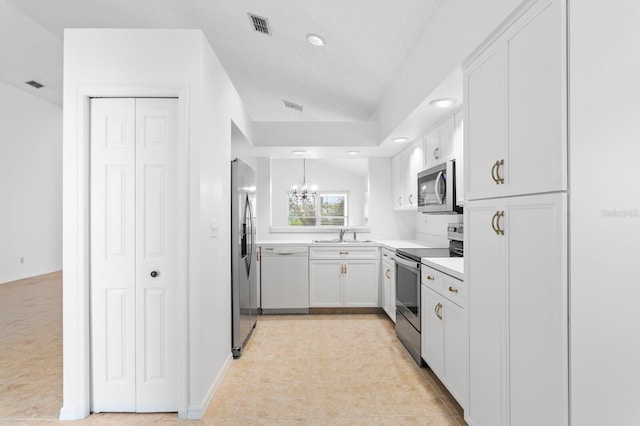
292;159;317;202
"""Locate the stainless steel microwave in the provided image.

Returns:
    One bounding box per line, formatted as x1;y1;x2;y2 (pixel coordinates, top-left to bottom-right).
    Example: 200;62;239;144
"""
417;160;461;214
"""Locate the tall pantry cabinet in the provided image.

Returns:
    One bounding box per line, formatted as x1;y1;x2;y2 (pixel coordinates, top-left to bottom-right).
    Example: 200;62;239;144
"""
463;1;568;425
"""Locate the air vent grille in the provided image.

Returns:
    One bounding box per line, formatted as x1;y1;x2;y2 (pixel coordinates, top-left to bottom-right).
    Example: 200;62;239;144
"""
26;80;44;89
248;13;271;35
283;100;303;112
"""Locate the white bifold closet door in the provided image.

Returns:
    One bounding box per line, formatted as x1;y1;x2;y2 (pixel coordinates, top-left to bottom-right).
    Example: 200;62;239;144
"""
90;98;178;412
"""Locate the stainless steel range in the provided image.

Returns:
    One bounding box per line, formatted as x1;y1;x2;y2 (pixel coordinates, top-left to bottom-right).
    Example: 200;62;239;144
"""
394;224;463;365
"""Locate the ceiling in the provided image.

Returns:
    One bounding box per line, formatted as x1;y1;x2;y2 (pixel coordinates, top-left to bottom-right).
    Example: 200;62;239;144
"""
1;0;446;121
0;0;467;160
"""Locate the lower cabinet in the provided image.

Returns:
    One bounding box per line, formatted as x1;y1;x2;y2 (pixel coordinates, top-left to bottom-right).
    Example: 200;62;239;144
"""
381;248;396;322
465;193;568;426
309;246;380;307
421;276;466;407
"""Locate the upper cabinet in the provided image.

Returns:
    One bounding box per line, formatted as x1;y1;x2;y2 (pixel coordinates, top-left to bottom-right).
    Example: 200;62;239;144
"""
424;110;465;206
391;140;423;210
464;0;567;201
424;115;456;170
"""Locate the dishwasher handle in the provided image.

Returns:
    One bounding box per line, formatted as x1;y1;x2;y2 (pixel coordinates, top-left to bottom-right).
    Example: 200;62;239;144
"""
261;247;309;256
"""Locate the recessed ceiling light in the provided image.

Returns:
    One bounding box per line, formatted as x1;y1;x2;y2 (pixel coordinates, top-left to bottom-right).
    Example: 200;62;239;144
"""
429;98;457;108
306;33;326;47
292;150;306;155
392;137;409;143
346;151;360;155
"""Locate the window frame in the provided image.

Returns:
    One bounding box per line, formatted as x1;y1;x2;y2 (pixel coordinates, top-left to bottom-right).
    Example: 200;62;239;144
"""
287;191;349;227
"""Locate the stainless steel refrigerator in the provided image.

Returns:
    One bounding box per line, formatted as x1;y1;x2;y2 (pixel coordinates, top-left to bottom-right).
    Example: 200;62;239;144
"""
231;158;258;357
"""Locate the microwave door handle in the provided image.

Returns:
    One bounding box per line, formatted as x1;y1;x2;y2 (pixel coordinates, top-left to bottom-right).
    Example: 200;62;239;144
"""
434;171;444;203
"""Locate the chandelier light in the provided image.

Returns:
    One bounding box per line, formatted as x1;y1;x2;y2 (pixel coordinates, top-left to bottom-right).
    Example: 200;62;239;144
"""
292;159;317;201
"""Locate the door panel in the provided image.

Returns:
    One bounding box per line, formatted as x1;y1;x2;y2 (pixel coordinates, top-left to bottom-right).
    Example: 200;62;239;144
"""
135;98;178;411
466;201;506;426
464;47;506;200
91;98;178;412
91;98;136;412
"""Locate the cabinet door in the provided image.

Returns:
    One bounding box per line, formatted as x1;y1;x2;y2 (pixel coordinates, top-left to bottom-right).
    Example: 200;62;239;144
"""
464;44;506;201
309;260;343;307
443;298;466;407
453;111;464;207
391;153;404;209
504;193;568;426
381;261;392;317
425;132;440;169
343;260;379;307
504;0;567;197
466;200;507;426
438;118;455;163
421;285;444;376
388;262;396;322
408;142;424;208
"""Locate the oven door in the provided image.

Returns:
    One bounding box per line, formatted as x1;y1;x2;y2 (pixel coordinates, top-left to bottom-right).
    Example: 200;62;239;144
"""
395;254;421;332
417;161;455;213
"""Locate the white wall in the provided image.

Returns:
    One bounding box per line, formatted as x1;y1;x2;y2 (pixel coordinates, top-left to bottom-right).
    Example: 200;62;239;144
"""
270;159;366;228
61;29;252;420
373;0;520;141
0;81;62;283
569;2;640;425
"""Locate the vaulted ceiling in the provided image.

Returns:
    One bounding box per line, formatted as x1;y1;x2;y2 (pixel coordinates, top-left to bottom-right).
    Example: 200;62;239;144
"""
0;0;446;122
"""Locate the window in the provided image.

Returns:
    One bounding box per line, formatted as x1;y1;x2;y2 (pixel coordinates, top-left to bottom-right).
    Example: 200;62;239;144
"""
288;192;348;226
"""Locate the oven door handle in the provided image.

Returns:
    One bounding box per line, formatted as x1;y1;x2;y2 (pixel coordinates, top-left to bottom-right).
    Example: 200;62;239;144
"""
395;255;420;270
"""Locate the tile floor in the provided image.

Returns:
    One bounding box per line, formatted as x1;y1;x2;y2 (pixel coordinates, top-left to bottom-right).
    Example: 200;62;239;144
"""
0;272;466;425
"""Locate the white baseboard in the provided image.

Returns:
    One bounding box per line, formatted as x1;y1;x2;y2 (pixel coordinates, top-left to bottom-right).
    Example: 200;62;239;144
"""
59;405;89;421
183;353;233;420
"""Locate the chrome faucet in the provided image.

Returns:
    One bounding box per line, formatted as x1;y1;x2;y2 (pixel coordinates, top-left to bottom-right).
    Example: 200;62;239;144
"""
339;228;349;241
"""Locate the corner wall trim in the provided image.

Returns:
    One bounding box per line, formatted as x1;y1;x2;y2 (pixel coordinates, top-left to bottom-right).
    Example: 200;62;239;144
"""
183;353;233;420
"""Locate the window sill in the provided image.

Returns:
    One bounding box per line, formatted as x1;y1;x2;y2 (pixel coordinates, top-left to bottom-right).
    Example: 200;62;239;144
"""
269;226;371;234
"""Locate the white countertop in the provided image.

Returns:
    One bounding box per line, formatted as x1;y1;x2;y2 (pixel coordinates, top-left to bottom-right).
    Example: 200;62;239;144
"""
257;239;430;249
376;240;432;250
421;257;464;281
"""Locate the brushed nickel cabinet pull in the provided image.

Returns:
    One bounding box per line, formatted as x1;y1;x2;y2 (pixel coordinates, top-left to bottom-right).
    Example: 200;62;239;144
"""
408;194;413;205
448;286;459;293
491;160;500;184
426;275;435;281
385;269;391;279
339;251;349;255
398;196;402;206
491;211;500;235
435;302;443;320
495;159;505;184
496;211;505;235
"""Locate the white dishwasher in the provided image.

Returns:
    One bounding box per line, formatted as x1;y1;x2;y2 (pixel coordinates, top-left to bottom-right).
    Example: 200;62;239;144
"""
260;246;309;314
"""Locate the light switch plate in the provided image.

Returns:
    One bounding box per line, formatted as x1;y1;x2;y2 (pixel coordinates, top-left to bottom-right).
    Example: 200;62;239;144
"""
209;220;218;238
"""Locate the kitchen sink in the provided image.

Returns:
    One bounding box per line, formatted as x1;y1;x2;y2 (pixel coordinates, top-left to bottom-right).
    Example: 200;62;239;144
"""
313;239;375;244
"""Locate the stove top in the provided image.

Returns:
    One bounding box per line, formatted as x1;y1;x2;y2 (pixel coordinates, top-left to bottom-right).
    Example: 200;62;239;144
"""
396;247;457;262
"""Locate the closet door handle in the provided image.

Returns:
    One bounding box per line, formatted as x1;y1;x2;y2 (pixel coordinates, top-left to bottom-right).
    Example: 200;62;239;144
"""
150;271;159;278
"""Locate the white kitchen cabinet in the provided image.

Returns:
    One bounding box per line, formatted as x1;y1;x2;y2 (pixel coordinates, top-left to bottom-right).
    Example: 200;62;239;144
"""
464;0;566;201
465;192;567;426
309;246;380;307
381;248;396;322
309;260;344;307
421;266;466;408
391;140;423;210
424;115;456;170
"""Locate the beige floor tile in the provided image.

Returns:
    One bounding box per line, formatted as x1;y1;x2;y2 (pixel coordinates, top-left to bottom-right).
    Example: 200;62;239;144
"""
380;415;461;425
308;382;378;417
1;273;466;424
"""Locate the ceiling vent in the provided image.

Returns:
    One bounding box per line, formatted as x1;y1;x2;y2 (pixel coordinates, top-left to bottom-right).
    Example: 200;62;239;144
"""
248;13;271;35
283;100;303;112
25;80;44;89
